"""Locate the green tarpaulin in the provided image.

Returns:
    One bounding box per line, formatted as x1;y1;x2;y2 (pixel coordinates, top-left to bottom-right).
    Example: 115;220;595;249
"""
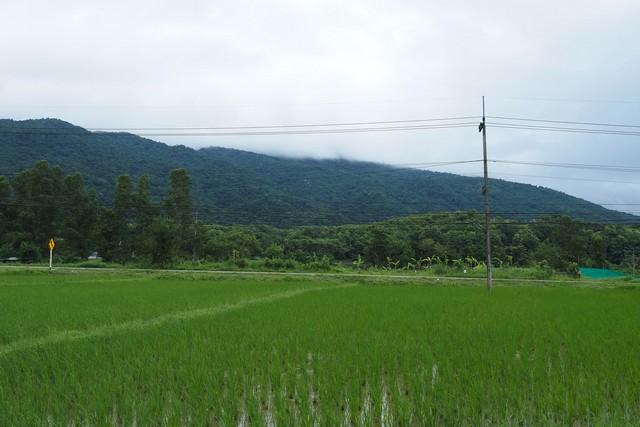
579;267;627;279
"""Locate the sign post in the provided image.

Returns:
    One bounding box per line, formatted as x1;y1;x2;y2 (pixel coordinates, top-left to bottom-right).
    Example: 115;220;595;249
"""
48;238;55;272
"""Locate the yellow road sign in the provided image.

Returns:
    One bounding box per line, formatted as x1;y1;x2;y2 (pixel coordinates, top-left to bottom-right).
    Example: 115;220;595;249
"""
49;238;55;251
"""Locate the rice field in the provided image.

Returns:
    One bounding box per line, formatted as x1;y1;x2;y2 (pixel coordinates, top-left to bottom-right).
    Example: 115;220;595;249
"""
1;269;639;425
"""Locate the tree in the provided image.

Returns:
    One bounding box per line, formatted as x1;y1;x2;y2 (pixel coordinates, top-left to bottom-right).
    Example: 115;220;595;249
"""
113;174;135;217
511;226;540;265
60;173;98;258
364;226;413;266
589;231;607;268
101;175;136;262
548;216;589;266
164;169;192;225
0;176;10;239
147;217;178;266
10;161;64;259
127;174;157;258
136;174;155;228
202;226;260;261
96;209;128;263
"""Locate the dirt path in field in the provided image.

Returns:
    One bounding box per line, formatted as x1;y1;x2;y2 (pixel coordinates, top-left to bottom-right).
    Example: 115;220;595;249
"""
1;264;629;287
0;283;356;357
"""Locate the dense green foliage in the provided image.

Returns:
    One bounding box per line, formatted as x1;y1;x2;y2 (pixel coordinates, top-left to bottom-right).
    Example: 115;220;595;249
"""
1;161;639;273
0;161;191;266
0;118;632;226
196;213;640;273
1;270;640;424
0;161;99;260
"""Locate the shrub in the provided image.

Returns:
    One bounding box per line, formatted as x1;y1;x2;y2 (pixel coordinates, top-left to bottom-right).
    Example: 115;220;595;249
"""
234;258;248;268
434;263;448;275
531;261;553;280
304;255;333;272
264;257;297;270
565;262;580;278
264;244;284;259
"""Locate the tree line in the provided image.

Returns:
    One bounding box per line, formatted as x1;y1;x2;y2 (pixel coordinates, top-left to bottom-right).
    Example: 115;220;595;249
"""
1;161;639;272
0;161;192;266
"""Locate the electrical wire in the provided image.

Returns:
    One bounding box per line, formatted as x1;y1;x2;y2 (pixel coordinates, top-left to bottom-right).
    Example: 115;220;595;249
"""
489;160;640;173
0;122;478;137
487;115;640;129
490;122;640;136
468;172;640;185
86;116;482;131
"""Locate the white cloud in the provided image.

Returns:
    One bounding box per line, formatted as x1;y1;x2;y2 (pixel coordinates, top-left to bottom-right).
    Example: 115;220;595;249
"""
1;0;639;209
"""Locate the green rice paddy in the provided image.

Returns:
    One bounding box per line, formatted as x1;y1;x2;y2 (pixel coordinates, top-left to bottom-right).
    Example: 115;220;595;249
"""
1;269;639;425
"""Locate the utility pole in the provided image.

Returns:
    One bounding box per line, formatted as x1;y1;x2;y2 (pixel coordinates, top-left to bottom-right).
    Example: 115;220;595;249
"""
479;96;493;291
192;210;199;263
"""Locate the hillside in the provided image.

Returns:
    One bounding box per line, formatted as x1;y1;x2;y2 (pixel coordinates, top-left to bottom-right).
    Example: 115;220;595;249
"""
0;118;633;226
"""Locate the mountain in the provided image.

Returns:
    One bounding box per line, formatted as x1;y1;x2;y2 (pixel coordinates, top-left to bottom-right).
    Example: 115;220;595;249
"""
0;118;633;226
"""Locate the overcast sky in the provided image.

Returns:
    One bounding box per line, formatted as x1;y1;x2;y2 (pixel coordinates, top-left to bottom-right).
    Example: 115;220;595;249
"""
2;0;640;212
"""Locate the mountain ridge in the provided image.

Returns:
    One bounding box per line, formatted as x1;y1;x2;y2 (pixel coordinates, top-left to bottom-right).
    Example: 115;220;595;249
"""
0;118;633;226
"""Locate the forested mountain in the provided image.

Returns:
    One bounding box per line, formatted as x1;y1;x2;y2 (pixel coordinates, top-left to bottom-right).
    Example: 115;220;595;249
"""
0;118;633;226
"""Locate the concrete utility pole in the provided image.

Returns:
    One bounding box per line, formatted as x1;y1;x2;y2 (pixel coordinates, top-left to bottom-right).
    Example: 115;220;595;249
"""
192;210;199;263
480;96;493;291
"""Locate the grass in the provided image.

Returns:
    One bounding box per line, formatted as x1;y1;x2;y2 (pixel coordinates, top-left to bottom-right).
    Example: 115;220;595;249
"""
3;258;577;281
1;269;639;425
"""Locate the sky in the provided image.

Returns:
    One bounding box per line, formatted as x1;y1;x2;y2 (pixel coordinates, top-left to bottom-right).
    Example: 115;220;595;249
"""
2;0;640;212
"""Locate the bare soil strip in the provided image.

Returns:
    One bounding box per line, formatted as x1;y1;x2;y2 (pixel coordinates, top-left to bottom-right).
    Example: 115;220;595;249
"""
0;265;629;287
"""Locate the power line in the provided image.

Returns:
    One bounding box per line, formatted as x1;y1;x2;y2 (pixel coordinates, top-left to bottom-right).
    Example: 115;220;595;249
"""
9;157;638;181
86;115;481;131
0;115;479;132
489;159;640;173
8;114;640;134
5;158;640;206
488;115;640;129
124;122;474;136
471;172;640;185
0;122;478;137
0;160;484;187
490;122;640;136
5;119;640;139
382;160;482;168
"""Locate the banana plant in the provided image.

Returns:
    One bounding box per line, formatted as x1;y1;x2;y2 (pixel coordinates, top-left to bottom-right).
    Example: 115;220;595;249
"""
465;256;479;268
386;257;400;270
411;257;430;271
506;255;513;267
431;255;442;266
352;254;364;270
